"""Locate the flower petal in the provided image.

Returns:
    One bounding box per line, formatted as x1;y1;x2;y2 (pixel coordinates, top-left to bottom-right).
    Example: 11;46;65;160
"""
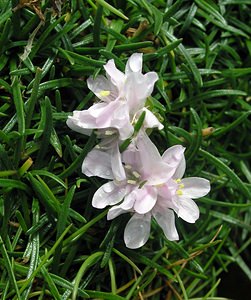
107;193;135;220
94;101;120;127
124;213;151;249
87;75;117;102
110;103;133;140
122;146;140;170
143;71;159;96
111;142;126;181
137;132;174;184
82;148;113;179
107;206;127;220
125;53;143;73
104;59;125;88
153;208;179;241
175;196;200;223
173;156;186;180
133;186;158;214
162;145;185;170
66;110;97;132
181;177;210;198
125;72;158;114
157;180;177;200
92;181;127;209
142;108;164;130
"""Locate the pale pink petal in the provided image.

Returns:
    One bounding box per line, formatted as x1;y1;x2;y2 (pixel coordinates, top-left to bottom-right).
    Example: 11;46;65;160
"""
124;213;151;249
157;180;177;200
173;156;186;179
98;134;118;147
110;103;133;140
92;103;133;140
181;177;210;198
67;110;97;130
125;72;158;114
66;115;93;135
122;192;136;209
104;59;125;88
115;122;134;140
137;132;174;184
137;131;161;166
87;75;117;102
133;186;157;214
92;182;127;209
175;196;200;223
145;162;174;186
125;53;143;73
88;102;111;118
95;101;121;127
107;193;135;220
157;195;179;212
152;208;179;241
142;108;163;130
89;101;133;139
162;145;185;170
111;142;126;181
82;148;113;179
68;103;118;132
124;73;147;114
122;146;140;169
142;71;159;97
107;206;127;220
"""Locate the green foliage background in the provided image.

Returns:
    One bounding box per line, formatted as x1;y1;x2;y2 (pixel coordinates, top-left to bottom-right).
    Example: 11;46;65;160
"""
0;0;251;299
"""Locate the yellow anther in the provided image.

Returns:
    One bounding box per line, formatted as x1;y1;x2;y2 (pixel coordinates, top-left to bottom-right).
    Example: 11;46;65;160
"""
175;179;181;183
132;171;141;178
105;130;114;136
124;164;132;170
176;189;183;196
156;183;164;187
127;179;137;185
99;90;110;97
179;183;184;189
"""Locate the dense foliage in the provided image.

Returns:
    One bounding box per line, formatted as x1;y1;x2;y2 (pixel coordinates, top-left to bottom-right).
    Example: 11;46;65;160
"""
0;1;250;299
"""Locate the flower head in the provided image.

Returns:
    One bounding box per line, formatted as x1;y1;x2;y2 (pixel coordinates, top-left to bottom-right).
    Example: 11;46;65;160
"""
122;144;211;249
67;53;160;141
89;132;181;210
88;132;210;249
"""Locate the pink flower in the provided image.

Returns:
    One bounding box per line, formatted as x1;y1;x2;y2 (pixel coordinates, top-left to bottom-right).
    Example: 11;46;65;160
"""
88;132;210;249
90;132;182;210
121;145;210;249
87;133;178;248
66;53;161;141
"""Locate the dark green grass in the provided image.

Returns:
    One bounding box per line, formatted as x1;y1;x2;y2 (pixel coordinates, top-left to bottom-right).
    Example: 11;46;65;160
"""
0;0;251;299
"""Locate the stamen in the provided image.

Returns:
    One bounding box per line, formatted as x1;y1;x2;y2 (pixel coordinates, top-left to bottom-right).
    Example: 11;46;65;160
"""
156;183;164;187
105;130;115;136
127;179;137;185
175;179;181;183
139;180;147;189
124;164;132;170
131;113;137;125
179;183;184;189
99;90;110;97
176;189;183;196
132;171;141;178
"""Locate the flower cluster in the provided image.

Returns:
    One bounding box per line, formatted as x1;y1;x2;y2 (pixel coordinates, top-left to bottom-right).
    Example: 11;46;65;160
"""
67;53;210;249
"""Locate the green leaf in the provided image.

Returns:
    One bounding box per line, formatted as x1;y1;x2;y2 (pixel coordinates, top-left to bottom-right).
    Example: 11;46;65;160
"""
96;0;128;20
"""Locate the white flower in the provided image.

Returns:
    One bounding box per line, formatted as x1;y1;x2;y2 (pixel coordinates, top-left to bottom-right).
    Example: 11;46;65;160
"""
67;53;161;141
90;132;182;211
88;132;210;249
121;145;211;249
